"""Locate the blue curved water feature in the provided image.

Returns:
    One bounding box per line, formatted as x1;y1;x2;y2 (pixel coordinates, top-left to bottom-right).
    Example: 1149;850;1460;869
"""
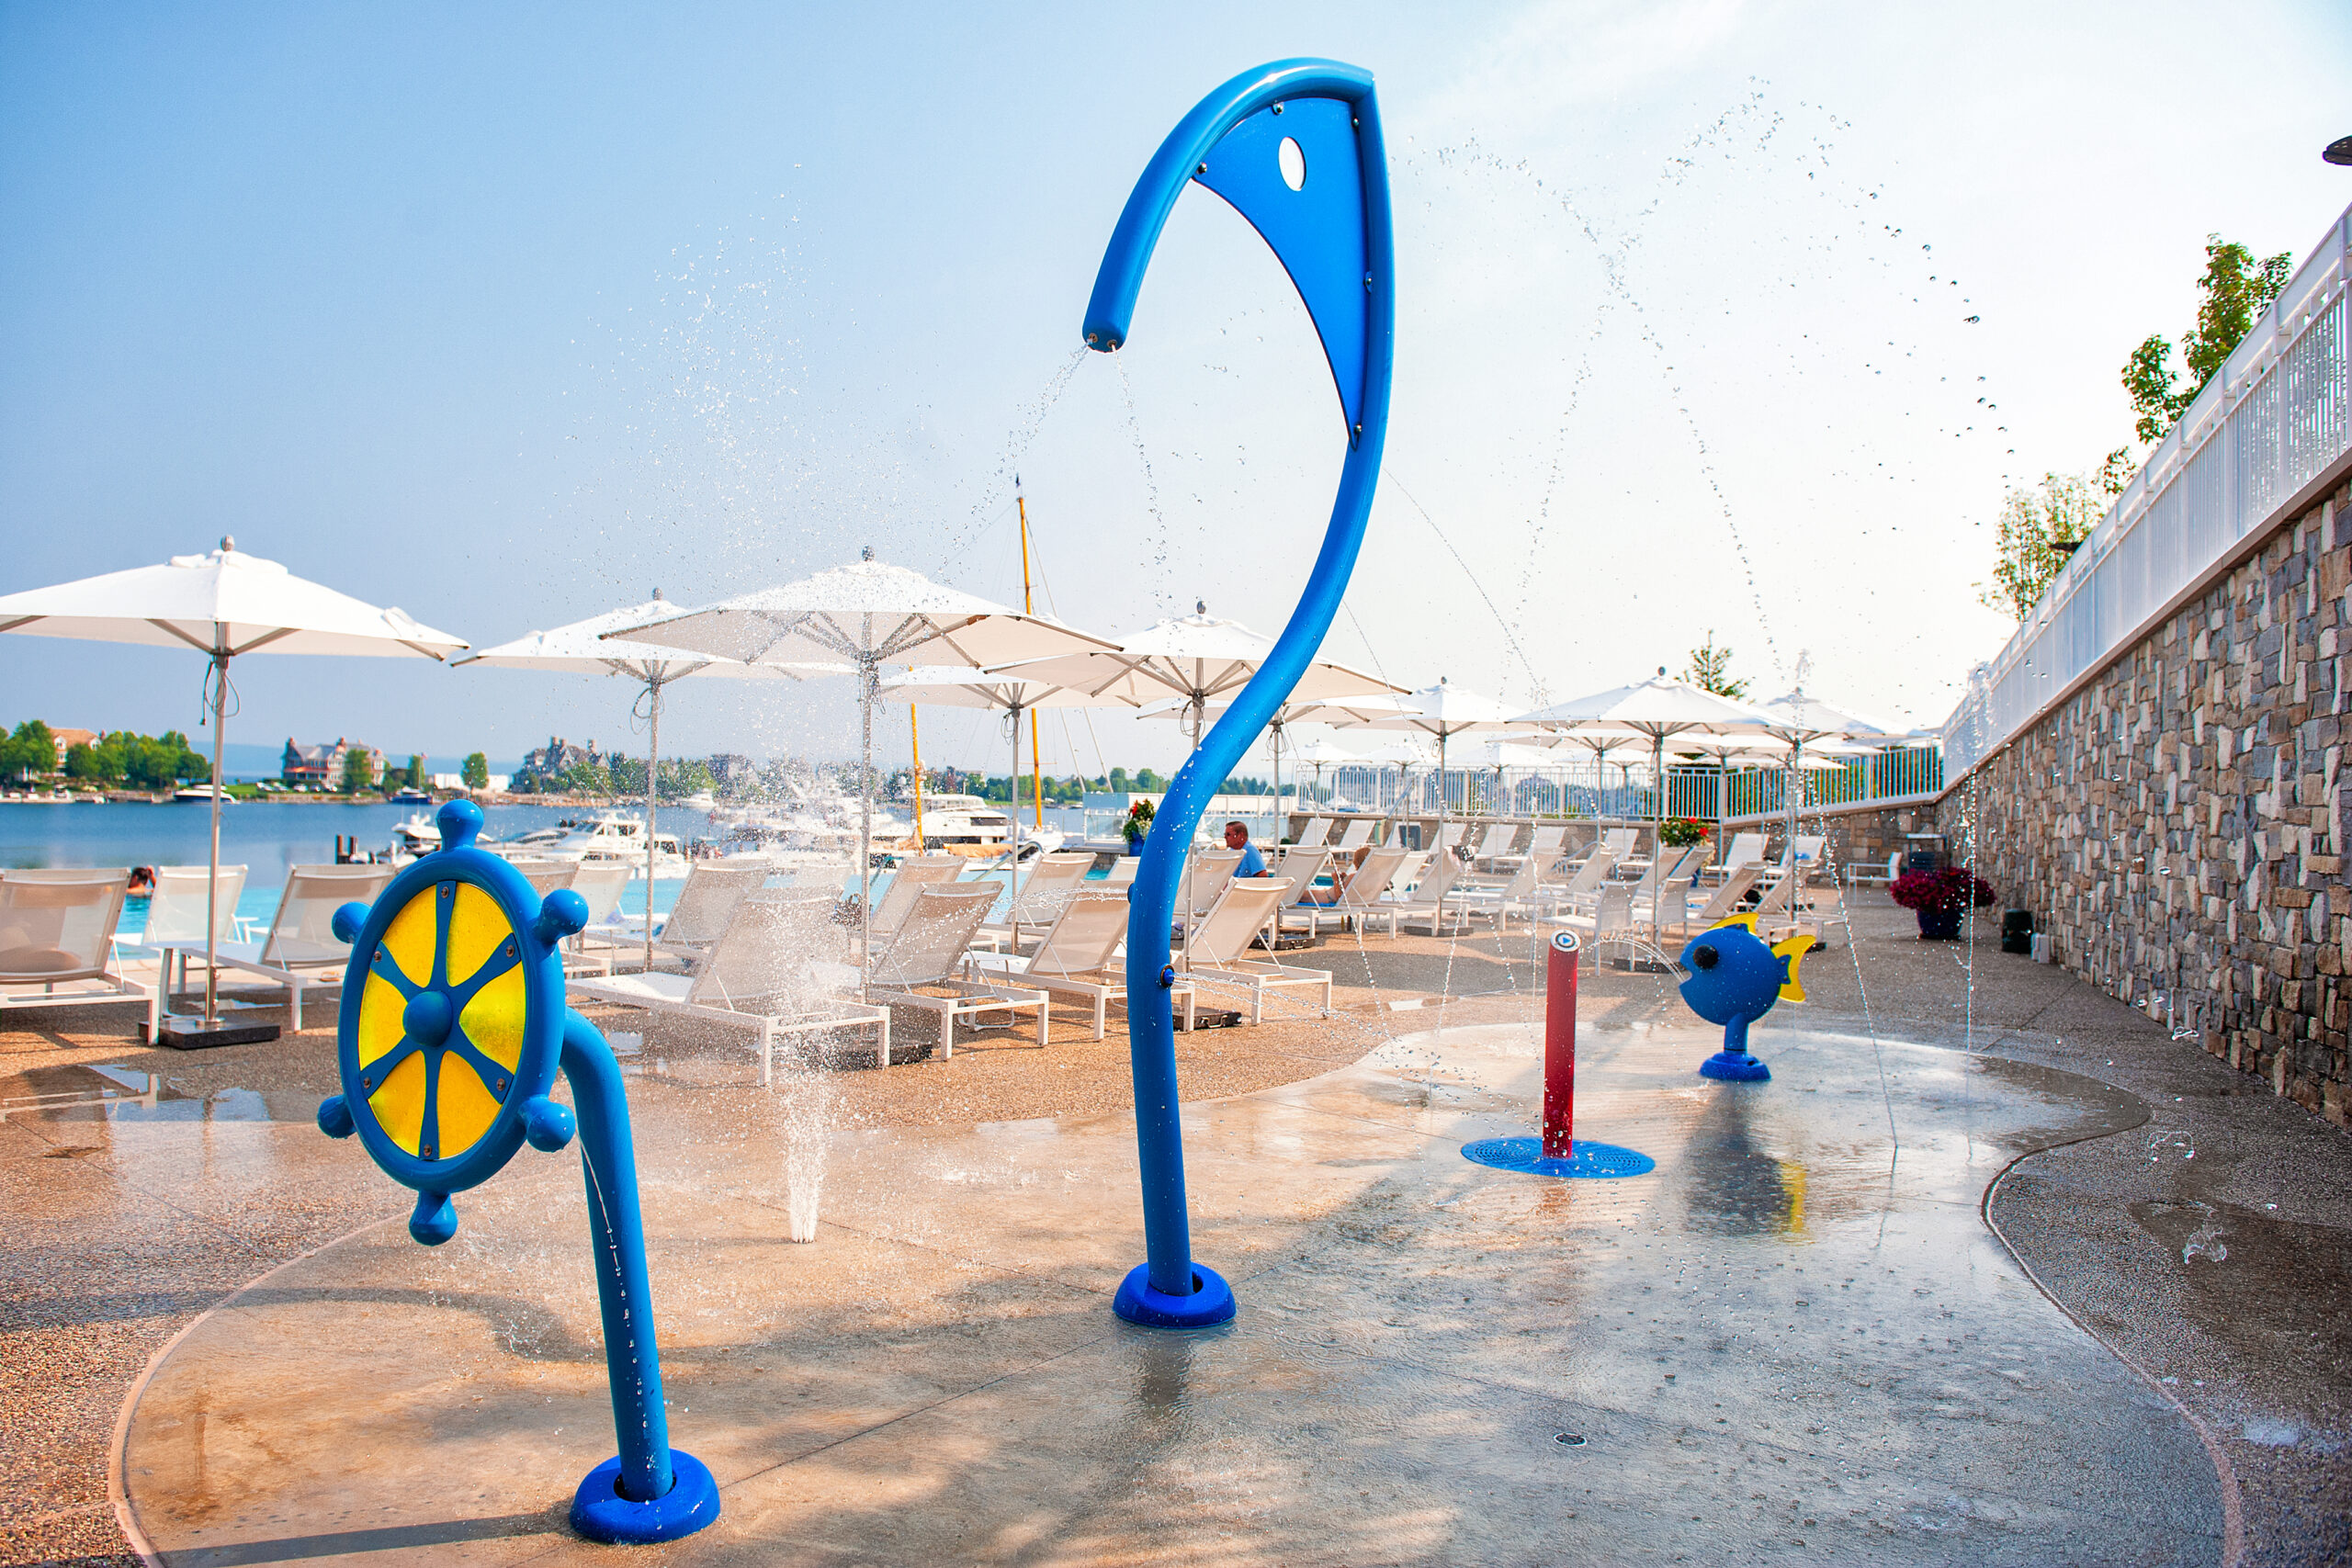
1084;58;1395;1325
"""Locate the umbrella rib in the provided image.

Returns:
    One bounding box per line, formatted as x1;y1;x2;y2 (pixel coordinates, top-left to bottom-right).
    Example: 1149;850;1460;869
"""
226;627;305;657
0;615;40;634
144;619;216;654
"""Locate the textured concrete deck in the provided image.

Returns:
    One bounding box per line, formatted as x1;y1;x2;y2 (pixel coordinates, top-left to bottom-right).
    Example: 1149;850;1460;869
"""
114;1020;2221;1565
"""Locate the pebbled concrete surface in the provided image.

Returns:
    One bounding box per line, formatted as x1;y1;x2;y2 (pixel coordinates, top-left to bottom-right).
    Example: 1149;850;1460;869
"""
1;894;2346;1564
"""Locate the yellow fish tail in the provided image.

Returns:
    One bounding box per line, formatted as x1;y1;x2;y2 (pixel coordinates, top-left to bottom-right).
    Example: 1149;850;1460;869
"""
1773;934;1815;1001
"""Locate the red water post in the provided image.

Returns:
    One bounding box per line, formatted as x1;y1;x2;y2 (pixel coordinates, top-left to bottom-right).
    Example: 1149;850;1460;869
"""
1543;930;1580;1157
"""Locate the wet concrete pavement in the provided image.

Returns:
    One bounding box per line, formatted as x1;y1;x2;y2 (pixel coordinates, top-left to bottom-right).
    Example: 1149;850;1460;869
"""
115;1021;2222;1565
3;895;2347;1564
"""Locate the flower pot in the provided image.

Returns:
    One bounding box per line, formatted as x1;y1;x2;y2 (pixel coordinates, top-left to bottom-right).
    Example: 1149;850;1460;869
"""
1123;837;1143;856
1917;908;1962;941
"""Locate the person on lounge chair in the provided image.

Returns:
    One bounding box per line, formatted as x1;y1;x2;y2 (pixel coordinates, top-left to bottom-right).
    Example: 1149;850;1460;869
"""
1224;820;1268;877
1301;845;1370;905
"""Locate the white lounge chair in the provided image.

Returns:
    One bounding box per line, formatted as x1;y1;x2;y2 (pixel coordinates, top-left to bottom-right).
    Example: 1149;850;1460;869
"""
1332;817;1377;852
1717;832;1768;879
870;883;1049;1055
158;863;391;1030
1181;849;1245;921
1182;877;1333;1022
119;863;246;1000
1661;866;1761;942
1766;879;1849;949
651;863;774;966
1386;850;1483;936
1268;847;1334;906
569;891;891;1079
870;855;965;940
1487;822;1567;876
0;868;154;1037
1289;816;1333;850
1844;852;1901;887
1445;854;1558;931
561;863;637;974
1101;857;1140;888
965;889;1173;1041
987;852;1096;949
1544;846;1617;906
1468;821;1520;868
1280;845;1412;938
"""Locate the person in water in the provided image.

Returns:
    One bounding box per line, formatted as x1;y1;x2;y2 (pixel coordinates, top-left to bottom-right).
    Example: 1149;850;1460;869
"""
1223;820;1267;878
127;866;155;897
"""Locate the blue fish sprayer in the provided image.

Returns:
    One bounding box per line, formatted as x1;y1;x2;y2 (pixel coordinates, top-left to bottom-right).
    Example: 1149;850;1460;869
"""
1084;59;1394;1327
1676;919;1815;1082
314;800;719;1543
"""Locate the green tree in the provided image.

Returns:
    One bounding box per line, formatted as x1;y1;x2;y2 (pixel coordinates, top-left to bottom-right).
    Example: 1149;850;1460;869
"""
461;751;491;791
2121;235;2292;445
62;742;105;783
1682;632;1747;699
1975;468;2111;620
340;747;377;795
404;753;425;790
1;720;56;783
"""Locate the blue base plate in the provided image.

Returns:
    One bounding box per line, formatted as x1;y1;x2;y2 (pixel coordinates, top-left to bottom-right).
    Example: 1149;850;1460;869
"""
1699;1051;1771;1082
1113;1263;1236;1327
571;1450;721;1544
1461;1136;1656;1179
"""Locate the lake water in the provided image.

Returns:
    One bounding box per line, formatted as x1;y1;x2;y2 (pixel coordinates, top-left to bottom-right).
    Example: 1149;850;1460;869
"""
0;799;1069;938
0;800;729;930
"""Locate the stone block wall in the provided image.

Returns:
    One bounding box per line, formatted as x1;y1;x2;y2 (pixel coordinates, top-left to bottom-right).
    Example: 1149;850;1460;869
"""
1936;481;2350;1125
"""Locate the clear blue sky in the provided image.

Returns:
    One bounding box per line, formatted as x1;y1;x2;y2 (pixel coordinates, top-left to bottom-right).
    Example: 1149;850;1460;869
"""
6;2;2347;779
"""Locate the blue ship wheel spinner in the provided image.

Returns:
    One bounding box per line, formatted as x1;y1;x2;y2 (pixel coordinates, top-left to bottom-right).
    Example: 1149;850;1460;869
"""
320;799;581;1239
314;799;718;1544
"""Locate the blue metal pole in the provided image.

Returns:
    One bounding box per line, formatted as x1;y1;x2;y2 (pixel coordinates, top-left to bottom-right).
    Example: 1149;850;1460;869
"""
1088;60;1394;1327
559;1008;673;1500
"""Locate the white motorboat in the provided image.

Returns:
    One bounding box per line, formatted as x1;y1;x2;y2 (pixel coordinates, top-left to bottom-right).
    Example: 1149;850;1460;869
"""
171;784;232;804
494;811;691;879
903;793;1019;855
386;813;441;862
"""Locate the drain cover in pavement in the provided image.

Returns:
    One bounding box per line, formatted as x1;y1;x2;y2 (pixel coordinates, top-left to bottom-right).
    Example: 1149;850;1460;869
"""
1461;1135;1656;1179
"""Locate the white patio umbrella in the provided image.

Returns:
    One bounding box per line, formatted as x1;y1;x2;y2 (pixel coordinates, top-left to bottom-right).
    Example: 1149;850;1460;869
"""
1284;730;1361;807
1292;677;1532;839
1461;737;1560;818
1516;669;1777;820
1346;734;1438;816
456;591;832;971
1756;685;1904;848
609;550;1120;979
0;536;467;1044
878;664;1145;873
1001;601;1396;872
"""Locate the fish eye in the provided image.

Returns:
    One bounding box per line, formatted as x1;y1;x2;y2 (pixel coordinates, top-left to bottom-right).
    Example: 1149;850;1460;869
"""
1690;944;1718;970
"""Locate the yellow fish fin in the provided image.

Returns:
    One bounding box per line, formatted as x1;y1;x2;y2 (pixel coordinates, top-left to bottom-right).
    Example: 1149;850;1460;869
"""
1774;934;1815;1001
1713;913;1760;935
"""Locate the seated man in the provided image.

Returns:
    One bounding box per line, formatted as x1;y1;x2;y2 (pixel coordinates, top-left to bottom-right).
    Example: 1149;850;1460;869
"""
1223;820;1268;877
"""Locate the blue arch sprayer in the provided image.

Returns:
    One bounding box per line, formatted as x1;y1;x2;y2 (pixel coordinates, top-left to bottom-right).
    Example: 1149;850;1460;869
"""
1082;58;1395;1327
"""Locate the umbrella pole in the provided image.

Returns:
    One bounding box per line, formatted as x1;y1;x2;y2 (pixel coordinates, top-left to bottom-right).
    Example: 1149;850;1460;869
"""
1008;697;1026;952
203;646;227;1028
644;677;661;976
859;658;875;993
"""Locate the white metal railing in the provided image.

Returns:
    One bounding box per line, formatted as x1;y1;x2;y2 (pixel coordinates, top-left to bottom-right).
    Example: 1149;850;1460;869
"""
1944;204;2352;777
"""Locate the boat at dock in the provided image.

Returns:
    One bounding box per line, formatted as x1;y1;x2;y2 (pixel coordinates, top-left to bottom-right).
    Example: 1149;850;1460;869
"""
171;784;232;804
492;810;690;879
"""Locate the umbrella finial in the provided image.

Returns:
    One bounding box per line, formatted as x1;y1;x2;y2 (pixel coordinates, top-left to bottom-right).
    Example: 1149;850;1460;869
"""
1657;666;1667;678
1195;599;1206;615
220;536;235;553
651;587;663;602
862;544;876;561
